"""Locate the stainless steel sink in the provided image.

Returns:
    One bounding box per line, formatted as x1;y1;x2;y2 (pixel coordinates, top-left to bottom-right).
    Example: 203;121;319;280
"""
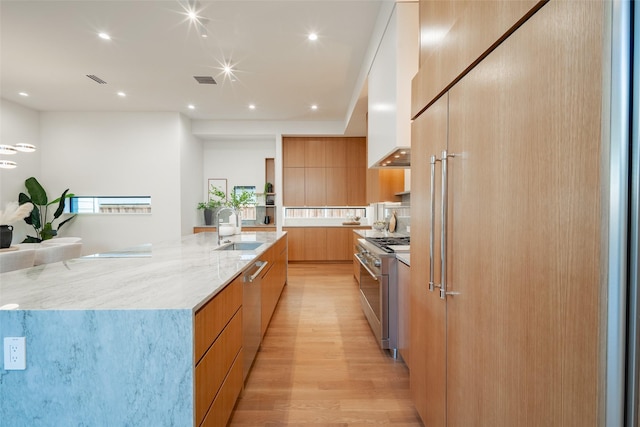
215;242;263;251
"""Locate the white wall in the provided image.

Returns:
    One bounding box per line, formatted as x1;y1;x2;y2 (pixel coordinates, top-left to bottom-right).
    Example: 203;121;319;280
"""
202;137;276;220
179;114;203;236
0;99;42;244
39;112;184;255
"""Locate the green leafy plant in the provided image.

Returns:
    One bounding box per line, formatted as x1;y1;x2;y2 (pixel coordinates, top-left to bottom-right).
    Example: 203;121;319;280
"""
227;189;255;211
18;177;76;242
197;185;227;210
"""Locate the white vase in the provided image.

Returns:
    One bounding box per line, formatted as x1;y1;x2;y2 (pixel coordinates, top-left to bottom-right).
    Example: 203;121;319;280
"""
231;210;242;234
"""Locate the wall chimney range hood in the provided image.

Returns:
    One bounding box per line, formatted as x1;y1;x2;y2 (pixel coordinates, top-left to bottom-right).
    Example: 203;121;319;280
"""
373;147;411;168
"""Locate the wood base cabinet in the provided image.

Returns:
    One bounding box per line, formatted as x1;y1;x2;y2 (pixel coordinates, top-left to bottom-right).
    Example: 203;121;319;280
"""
194;276;243;427
411;1;605;425
285;227;369;262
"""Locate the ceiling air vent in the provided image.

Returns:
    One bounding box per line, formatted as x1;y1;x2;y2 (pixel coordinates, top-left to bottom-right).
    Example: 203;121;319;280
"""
193;76;217;85
86;74;107;84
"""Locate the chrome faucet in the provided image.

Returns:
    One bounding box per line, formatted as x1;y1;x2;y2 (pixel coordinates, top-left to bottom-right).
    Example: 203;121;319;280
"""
215;207;235;245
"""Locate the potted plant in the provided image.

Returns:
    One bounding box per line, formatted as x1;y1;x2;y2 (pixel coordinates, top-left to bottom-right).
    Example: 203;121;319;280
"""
198;185;226;225
0;202;34;248
18;177;76;243
226;189;255;233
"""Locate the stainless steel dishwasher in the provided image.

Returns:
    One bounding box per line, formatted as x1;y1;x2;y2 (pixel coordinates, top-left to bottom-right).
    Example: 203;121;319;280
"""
243;259;268;381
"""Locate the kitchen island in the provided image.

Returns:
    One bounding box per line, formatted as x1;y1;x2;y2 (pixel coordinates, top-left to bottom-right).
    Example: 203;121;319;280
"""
0;231;287;426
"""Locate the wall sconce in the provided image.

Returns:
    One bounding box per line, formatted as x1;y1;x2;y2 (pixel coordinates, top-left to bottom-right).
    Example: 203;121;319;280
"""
0;143;37;169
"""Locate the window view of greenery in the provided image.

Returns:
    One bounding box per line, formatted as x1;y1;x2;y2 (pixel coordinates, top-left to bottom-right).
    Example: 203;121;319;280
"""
69;197;151;214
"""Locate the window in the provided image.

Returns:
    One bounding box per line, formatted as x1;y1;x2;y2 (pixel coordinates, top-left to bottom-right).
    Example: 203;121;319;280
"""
68;196;151;214
233;186;257;221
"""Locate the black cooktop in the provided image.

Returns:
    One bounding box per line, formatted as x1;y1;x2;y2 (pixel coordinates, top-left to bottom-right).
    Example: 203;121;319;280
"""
366;236;410;253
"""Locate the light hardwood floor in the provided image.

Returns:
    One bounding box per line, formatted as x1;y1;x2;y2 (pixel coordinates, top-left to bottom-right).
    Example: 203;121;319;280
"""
229;263;423;426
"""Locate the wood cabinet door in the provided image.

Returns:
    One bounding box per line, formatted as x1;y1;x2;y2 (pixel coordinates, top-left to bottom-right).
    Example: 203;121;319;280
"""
325;138;347;167
346;137;366;168
326;228;351;261
445;1;603;425
305;168;326;206
283;137;306;167
283;228;305;261
304;228;327;260
305;138;326;167
326;168;348;206
410;95;448;427
347;167;366;206
283;168;305;206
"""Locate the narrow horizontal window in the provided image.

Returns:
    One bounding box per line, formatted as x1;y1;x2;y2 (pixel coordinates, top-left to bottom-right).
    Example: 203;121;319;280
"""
68;196;151;214
283;207;367;219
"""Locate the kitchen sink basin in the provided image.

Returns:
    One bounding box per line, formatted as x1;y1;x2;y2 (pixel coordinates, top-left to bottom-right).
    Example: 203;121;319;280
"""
215;242;263;251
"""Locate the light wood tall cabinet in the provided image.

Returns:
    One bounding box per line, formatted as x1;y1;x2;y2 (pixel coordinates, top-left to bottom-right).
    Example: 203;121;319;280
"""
410;1;605;425
283;137;366;206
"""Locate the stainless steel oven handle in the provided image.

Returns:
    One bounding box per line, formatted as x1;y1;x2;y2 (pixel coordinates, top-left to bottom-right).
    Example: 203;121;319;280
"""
355;253;379;281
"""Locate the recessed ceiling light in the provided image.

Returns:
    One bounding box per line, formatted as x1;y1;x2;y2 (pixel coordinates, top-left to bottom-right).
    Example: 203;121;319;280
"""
310;104;318;110
187;10;198;21
223;65;233;75
248;104;256;110
0;145;17;155
117;91;126;97
14;143;36;153
188;104;195;110
18;92;29;97
308;33;318;41
0;160;17;169
98;32;111;40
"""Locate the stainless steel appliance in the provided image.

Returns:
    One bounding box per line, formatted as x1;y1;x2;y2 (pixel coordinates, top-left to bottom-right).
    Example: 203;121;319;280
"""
243;260;268;381
355;235;410;358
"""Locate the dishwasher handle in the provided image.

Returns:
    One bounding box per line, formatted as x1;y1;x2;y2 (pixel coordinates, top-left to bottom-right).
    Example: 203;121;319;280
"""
244;261;268;282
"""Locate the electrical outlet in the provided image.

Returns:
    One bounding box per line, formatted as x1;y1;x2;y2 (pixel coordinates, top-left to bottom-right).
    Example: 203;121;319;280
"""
4;337;26;370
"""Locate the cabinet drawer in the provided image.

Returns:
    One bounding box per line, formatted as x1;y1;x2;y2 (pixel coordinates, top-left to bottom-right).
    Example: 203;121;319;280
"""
194;276;242;363
195;308;243;425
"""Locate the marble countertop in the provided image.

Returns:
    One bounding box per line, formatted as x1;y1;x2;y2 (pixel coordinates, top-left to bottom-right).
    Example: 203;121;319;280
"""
353;229;410;239
0;231;285;312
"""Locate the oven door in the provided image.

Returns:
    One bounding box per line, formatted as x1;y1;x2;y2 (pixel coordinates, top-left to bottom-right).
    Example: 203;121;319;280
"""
356;253;389;349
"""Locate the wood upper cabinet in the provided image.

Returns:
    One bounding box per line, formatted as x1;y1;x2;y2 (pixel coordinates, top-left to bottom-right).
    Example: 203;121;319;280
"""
326;168;349;206
305;139;326;167
305;168;326;206
412;0;543;117
367;168;404;203
283;167;305;206
283;138;306;167
325;138;347;167
283;137;367;206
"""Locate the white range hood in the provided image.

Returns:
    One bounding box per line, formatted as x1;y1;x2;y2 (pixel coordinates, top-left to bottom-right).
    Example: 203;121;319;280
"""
367;2;418;169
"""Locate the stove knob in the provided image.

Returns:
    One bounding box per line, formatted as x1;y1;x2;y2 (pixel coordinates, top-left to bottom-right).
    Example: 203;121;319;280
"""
374;259;381;267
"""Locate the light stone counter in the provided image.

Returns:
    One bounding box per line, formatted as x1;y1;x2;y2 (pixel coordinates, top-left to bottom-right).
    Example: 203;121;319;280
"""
0;231;286;426
0;231;282;311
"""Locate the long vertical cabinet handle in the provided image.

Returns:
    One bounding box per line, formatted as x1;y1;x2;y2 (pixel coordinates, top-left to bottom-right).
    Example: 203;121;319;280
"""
429;155;437;292
440;150;448;299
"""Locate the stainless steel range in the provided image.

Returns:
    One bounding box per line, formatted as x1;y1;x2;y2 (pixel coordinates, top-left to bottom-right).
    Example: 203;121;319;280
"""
355;235;409;358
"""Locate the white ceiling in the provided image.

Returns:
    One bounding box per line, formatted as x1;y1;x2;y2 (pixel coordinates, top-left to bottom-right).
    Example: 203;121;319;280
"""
1;0;393;136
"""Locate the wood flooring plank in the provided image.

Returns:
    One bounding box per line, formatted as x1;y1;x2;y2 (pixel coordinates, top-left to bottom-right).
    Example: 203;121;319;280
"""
229;263;422;426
